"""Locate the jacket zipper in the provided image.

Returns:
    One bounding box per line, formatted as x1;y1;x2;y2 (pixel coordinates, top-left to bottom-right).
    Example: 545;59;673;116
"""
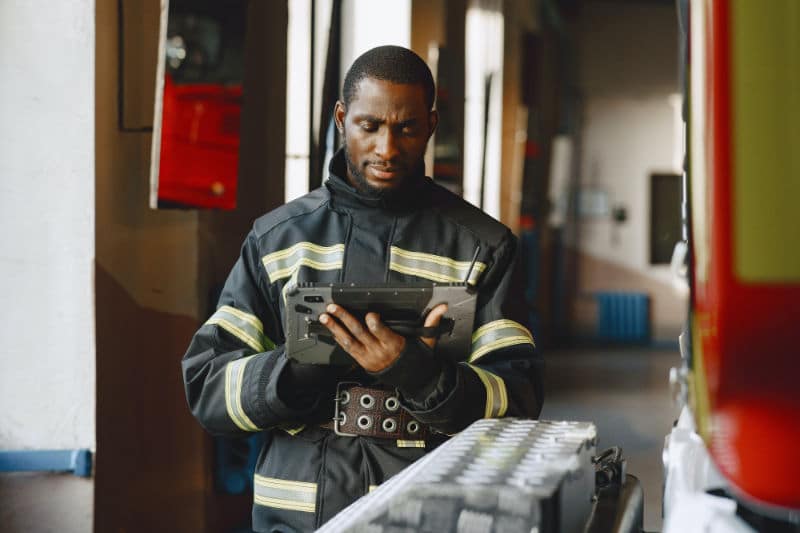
383;217;398;283
339;212;354;282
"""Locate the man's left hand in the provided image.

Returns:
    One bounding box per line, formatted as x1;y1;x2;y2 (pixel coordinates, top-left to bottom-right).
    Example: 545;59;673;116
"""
319;303;448;372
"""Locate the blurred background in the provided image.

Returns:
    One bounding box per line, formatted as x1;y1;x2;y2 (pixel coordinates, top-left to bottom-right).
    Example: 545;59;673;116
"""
0;0;685;531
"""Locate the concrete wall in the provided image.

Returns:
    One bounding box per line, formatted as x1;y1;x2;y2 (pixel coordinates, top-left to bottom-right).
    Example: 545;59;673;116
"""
573;0;687;341
0;0;96;450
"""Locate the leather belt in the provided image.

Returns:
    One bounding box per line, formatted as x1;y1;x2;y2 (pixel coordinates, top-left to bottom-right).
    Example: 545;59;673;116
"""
321;383;430;440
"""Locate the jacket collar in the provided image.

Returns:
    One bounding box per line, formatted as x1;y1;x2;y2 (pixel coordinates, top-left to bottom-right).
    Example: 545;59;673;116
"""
325;149;431;213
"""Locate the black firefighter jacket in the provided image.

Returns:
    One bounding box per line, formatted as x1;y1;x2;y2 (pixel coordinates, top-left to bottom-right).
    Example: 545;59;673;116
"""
182;150;544;532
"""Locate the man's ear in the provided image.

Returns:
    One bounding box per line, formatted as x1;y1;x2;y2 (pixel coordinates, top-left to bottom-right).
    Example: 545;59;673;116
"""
334;101;346;133
428;109;439;139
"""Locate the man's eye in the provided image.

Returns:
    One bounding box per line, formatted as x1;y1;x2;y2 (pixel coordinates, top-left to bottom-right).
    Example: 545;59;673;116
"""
402;126;418;136
360;122;377;132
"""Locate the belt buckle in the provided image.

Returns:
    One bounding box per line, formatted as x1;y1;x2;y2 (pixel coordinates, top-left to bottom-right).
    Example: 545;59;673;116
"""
333;381;359;437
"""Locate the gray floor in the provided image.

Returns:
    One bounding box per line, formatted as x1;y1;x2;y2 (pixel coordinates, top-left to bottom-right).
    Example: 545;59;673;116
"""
541;346;681;533
0;472;93;532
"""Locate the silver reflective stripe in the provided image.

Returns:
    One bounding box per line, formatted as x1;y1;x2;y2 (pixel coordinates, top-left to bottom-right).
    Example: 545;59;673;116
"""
262;242;345;283
465;364;508;418
225;356;260;432
469;319;535;362
254;475;317;513
389;246;486;285
206;305;274;352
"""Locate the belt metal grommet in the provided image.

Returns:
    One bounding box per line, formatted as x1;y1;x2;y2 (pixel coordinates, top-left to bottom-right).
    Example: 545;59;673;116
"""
357;415;373;430
359;394;375;409
338;390;350;405
337;412;347;426
407;421;420;434
382;417;398;433
384;396;400;412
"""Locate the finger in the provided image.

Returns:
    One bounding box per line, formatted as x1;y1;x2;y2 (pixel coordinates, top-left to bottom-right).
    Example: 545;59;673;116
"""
319;313;362;353
326;304;378;347
424;303;449;327
365;312;405;349
323;312;391;372
421;303;449;348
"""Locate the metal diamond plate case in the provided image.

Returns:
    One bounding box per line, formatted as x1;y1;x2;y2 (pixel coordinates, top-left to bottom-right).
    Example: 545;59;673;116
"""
318;418;597;533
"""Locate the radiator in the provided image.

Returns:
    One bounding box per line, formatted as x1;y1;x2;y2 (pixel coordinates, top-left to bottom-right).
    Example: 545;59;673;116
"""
595;292;650;342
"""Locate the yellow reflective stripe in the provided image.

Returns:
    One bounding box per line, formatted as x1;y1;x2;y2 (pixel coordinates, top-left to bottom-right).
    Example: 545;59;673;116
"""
208;318;263;352
225;356;259;432
206;305;273;352
472;319;532;343
262;242;344;264
469;320;535;363
391;246;487;271
397;440;426;448
254;475;317;513
389;262;465;283
254;495;315;513
278;424;305;436
469;336;534;363
270;258;343;281
220;305;264;333
389;246;486;285
262;242;345;283
466;364;509;418
254;475;317;490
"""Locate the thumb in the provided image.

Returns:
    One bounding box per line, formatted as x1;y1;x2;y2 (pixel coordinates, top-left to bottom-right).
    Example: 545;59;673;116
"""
420;303;448;349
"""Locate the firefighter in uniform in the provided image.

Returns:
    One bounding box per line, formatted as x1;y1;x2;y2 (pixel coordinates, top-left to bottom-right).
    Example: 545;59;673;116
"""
182;46;544;532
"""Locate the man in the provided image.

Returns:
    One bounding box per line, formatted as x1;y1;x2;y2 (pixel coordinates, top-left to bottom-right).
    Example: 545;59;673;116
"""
182;45;543;532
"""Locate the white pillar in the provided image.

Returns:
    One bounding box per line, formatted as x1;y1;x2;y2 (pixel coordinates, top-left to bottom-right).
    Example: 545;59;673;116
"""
285;0;313;202
464;0;504;218
340;0;412;78
0;0;96;450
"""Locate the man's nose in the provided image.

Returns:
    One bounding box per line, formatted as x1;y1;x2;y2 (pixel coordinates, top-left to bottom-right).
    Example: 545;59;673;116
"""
374;129;400;161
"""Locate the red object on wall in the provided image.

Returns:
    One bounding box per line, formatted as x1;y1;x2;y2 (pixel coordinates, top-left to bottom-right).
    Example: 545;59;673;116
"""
158;73;241;209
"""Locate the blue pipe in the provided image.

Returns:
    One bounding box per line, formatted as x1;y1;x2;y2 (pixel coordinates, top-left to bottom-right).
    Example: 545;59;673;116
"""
0;449;92;477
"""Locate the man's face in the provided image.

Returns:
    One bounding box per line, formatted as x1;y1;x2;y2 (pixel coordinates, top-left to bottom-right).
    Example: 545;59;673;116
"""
334;78;438;196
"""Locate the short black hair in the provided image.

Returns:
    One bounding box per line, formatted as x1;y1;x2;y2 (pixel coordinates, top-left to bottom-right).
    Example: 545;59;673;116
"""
342;45;435;110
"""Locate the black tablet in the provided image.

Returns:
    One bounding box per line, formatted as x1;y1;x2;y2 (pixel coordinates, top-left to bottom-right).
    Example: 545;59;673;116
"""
284;282;477;365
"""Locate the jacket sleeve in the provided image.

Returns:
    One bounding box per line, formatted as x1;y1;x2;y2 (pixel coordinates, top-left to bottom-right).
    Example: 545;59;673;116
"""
181;231;328;437
372;232;544;435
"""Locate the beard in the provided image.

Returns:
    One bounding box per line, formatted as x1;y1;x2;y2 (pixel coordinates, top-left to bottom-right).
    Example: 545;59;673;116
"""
343;142;425;199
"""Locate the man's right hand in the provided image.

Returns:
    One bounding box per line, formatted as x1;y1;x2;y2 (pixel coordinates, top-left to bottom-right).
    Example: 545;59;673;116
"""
318;303;449;373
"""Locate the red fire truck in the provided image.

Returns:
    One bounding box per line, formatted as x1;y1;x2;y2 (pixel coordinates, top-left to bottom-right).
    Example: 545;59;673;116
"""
663;1;800;530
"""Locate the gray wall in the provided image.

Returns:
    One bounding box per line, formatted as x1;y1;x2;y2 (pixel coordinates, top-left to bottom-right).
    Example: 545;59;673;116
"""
572;0;687;341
